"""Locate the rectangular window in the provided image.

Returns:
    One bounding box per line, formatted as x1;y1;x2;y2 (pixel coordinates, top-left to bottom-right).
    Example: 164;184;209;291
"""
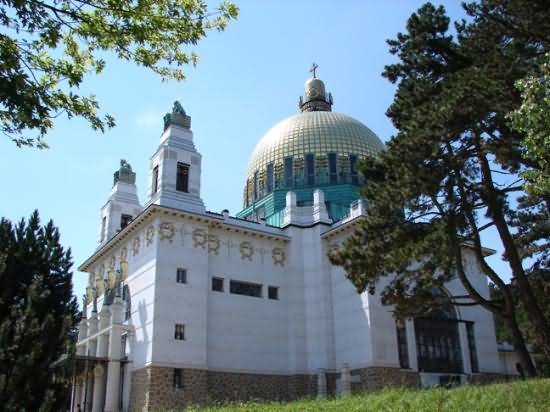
100;216;106;242
396;322;410;369
173;369;183;389
212;277;224;292
174;324;185;340
176;162;189;192
176;268;187;284
152;165;159;194
284;156;293;188
266;163;274;193
230;280;262;298
466;323;479;373
328;153;338;184
306;153;315;186
268;286;279;300
349;154;358;185
120;214;132;230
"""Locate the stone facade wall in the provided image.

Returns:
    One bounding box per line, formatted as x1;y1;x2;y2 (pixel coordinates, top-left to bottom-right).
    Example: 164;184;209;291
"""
351;367;419;392
129;367;317;411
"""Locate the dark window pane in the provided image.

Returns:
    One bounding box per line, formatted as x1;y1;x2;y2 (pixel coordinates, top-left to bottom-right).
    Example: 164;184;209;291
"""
212;277;224;292
284;157;293;188
268;286;278;300
467;323;479;373
177;268;187;284
173;369;183;389
396;323;410;369
328;153;338;184
414;318;462;373
152;165;159;194
176;163;189;192
120;214;132;230
266;163;274;193
306;153;315;185
174;324;185;340
230;280;262;298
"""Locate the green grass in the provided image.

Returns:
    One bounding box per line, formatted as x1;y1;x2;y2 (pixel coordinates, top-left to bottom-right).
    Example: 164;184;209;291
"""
187;379;550;412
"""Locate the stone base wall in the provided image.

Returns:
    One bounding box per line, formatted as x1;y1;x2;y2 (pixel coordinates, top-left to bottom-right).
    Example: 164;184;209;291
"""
128;367;317;411
470;372;515;385
351;367;420;392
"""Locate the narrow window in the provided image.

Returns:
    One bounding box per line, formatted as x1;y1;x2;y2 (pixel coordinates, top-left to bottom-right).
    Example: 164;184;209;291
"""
212;277;224;292
152;165;159;194
306;153;315;185
120;214;132;230
173;369;183;389
176;162;189;192
266;163;274;193
349;154;358;185
328;153;338;184
466;323;479;373
176;268;187;284
253;171;259;200
174;324;185;340
123;285;131;321
396;322;410;369
268;286;279;300
229;280;262;298
100;216;107;242
284;156;293;188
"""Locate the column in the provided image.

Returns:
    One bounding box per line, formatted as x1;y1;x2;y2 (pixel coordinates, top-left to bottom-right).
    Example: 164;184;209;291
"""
340;364;351;396
104;295;124;412
73;317;88;410
405;319;418;371
92;306;110;412
317;369;327;399
85;314;98;412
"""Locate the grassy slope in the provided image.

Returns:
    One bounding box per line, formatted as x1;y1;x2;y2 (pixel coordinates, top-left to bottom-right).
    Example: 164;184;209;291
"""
187;379;550;412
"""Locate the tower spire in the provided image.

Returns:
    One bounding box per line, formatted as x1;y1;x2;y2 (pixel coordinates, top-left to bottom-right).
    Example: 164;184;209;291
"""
309;62;318;79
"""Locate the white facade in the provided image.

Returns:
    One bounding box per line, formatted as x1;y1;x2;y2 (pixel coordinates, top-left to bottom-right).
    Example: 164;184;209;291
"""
74;97;508;412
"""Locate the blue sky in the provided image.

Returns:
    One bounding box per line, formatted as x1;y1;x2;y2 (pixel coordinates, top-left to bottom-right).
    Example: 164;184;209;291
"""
0;1;509;303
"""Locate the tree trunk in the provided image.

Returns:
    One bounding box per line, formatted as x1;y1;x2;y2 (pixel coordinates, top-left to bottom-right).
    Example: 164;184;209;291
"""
476;144;550;358
503;313;537;377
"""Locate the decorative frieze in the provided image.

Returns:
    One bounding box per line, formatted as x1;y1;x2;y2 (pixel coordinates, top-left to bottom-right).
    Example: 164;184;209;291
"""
240;241;254;261
145;225;155;246
272;247;286;266
158;222;175;242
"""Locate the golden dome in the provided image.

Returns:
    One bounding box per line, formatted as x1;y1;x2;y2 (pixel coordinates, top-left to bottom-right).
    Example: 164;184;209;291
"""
245;110;384;183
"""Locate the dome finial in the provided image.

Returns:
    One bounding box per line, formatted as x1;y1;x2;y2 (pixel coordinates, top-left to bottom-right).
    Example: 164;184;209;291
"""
299;64;333;112
309;62;319;79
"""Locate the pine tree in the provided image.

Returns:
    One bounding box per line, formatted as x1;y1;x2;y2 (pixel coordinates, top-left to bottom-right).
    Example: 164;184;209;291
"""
330;1;550;376
0;211;78;411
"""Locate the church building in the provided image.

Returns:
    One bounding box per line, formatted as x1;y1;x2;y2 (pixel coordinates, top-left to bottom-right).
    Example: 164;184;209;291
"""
71;70;506;412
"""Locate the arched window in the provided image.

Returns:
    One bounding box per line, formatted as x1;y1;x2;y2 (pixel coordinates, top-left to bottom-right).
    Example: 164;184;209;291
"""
414;288;463;373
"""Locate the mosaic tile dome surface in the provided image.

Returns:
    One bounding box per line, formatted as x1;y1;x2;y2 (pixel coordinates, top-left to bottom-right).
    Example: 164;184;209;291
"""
245;110;385;182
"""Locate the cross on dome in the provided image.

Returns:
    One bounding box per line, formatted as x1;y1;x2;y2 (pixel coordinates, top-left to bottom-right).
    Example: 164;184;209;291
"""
309;62;318;78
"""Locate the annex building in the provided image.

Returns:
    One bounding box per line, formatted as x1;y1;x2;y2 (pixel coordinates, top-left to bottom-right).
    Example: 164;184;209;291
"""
71;71;510;412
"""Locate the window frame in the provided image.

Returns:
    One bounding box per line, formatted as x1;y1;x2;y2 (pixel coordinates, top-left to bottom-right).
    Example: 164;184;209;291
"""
152;165;159;194
176;268;187;284
212;277;224;292
229;280;263;298
268;286;279;300
174;323;185;340
176;162;190;193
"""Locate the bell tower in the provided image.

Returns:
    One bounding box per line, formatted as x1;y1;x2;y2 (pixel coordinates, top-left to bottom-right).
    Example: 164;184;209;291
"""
98;160;142;245
145;101;205;213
